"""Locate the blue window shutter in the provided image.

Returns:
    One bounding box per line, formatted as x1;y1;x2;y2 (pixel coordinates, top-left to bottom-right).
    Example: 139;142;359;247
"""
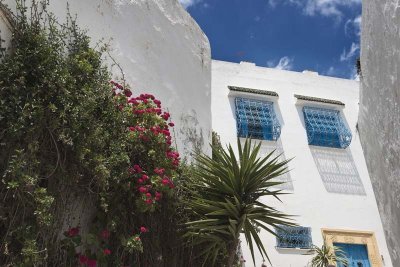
303;106;352;148
235;97;281;141
275;226;313;249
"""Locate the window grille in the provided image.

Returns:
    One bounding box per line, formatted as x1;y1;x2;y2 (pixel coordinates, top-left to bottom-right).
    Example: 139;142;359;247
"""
303;106;352;149
275;226;312;249
235;97;281;141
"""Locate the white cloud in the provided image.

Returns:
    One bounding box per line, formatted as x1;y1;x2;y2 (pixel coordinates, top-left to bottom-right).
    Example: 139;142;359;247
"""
353;15;362;35
272;0;361;20
179;0;202;8
345;15;362;36
326;66;336;76
340;42;360;61
268;0;278;8
268;56;294;70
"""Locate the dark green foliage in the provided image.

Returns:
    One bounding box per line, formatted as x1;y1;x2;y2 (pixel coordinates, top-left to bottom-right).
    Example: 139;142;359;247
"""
0;1;200;266
309;240;348;267
0;1;129;265
185;139;295;266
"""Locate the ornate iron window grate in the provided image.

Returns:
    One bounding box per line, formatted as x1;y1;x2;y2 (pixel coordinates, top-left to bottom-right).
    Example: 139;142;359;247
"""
303;106;352;149
235;97;281;141
275;226;312;249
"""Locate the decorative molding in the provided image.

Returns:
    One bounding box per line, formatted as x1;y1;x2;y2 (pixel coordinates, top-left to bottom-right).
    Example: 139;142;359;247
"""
228;86;279;97
322;228;383;267
294;94;345;106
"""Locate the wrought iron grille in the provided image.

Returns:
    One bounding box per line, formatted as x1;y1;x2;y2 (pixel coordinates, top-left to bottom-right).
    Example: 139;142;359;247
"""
235;97;281;141
303;106;352;148
275;226;312;249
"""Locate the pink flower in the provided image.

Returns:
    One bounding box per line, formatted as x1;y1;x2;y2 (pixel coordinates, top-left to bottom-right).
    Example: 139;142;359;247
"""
145;193;152;199
162;178;170;186
155;192;162;201
161;112;170;120
87;259;97;267
124;90;132;97
140;226;148;233
103;249;111;255
137;178;143;184
128;98;138;105
133;165;143;173
140;135;150;142
161;129;170;136
154;168;165;175
100;229;110;239
129;126;135;131
79;254;88;264
139;186;147;193
66;227;79;237
145;198;153;205
168;122;174;127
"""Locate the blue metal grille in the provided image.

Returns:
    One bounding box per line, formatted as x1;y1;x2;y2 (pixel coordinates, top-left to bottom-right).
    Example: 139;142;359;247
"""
303;106;352;148
235;97;281;141
275;226;312;249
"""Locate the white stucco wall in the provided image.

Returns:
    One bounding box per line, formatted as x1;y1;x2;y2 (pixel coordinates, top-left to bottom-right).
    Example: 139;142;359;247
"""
0;0;211;159
212;60;392;267
359;1;400;266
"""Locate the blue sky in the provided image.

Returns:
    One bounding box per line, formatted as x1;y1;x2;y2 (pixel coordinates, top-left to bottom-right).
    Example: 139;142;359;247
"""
179;0;361;80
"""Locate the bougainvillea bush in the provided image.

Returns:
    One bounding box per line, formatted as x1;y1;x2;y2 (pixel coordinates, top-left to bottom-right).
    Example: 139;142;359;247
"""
0;1;200;266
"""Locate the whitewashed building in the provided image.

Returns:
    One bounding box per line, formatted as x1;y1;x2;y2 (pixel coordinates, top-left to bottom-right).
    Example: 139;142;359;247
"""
0;0;212;160
212;60;393;267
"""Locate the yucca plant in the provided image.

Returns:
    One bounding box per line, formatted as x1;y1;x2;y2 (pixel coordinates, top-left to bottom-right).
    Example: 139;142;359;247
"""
185;138;295;266
309;240;348;267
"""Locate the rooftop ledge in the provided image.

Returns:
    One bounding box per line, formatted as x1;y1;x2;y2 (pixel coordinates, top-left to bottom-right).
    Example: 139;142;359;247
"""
228;86;279;97
294;94;345;106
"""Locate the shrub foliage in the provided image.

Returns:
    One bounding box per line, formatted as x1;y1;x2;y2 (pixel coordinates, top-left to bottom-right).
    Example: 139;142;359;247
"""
0;1;195;266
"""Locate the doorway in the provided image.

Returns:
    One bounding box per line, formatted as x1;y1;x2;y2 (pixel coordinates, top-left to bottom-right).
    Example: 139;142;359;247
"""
334;243;371;267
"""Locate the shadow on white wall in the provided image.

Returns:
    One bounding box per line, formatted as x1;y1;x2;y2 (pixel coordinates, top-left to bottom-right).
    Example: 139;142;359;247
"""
256;139;294;191
310;146;366;195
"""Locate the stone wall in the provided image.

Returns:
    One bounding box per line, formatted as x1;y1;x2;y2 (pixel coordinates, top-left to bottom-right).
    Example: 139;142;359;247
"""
359;1;400;266
0;0;212;159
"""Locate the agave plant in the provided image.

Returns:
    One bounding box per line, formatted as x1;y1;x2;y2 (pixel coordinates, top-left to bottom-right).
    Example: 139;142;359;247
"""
185;138;295;266
309;240;348;267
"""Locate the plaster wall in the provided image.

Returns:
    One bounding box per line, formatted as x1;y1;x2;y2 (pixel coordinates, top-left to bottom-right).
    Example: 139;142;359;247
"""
212;60;392;267
359;1;400;266
0;0;212;159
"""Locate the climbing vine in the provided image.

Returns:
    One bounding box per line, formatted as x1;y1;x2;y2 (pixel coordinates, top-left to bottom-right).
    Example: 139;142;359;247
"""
0;1;202;266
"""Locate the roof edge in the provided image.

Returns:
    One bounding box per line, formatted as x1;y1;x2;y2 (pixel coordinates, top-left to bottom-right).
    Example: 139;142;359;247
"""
228;86;279;97
294;94;345;106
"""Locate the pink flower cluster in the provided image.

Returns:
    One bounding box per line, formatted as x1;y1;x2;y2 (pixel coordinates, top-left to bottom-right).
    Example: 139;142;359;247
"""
65;227;80;237
129;164;167;205
166;150;180;167
79;255;97;267
111;81;132;97
111;81;181;209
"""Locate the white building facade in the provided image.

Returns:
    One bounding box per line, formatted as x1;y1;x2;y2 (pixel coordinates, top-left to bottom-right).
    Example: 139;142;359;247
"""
212;60;393;267
0;0;212;159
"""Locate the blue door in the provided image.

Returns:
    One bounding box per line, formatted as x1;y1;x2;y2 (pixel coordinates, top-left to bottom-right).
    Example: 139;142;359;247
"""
334;243;371;267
